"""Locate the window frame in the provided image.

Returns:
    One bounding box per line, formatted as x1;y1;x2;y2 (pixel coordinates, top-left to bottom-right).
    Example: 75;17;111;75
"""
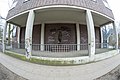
9;1;18;10
23;0;30;3
102;0;111;9
91;0;97;2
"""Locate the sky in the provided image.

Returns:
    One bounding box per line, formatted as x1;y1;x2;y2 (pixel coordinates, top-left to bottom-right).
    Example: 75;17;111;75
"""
107;0;120;22
0;0;120;21
0;0;11;18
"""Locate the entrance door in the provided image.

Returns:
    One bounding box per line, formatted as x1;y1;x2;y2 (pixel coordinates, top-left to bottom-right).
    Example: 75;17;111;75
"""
45;23;76;52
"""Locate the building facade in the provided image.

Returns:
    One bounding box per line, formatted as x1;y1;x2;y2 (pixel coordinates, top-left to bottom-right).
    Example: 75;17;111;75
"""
3;0;119;64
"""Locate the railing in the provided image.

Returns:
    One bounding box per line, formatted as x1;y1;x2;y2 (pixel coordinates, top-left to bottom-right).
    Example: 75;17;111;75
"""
0;41;2;52
32;44;77;52
6;42;25;55
6;42;25;49
95;43;115;49
12;42;25;49
80;44;88;50
5;42;115;53
6;43;88;53
32;44;88;52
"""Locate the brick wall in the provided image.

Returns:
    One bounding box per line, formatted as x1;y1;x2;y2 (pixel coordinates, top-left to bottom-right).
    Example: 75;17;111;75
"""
20;25;41;50
20;24;101;50
32;24;41;50
80;24;88;44
80;24;101;49
20;27;26;44
45;23;76;44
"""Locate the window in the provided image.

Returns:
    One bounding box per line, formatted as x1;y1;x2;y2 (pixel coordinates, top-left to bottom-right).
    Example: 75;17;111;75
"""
102;0;111;9
91;0;97;2
10;1;18;10
23;0;30;3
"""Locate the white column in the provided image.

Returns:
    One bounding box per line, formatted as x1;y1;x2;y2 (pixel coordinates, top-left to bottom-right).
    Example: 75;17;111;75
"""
11;24;14;48
41;23;45;51
100;27;103;48
17;27;20;48
86;10;95;61
76;23;80;50
25;10;35;58
2;22;8;53
112;22;118;49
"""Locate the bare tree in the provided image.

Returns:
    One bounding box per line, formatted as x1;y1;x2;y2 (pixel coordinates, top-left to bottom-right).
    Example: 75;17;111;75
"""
117;21;120;48
8;24;15;45
7;0;15;45
0;16;3;40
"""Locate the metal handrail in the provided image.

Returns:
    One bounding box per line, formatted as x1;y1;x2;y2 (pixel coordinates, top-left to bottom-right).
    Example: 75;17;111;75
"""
32;44;88;52
6;42;115;52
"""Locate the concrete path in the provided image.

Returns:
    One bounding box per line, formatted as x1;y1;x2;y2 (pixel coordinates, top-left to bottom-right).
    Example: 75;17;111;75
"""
0;52;120;80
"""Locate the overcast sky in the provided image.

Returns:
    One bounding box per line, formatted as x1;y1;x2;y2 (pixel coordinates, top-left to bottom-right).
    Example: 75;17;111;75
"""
107;0;120;22
0;0;120;21
0;0;11;18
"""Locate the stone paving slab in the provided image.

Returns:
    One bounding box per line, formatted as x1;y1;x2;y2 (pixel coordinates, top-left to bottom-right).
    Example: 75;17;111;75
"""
0;52;120;80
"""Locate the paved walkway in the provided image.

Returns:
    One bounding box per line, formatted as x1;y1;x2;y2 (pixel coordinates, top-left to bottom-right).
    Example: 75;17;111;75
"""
0;52;120;80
